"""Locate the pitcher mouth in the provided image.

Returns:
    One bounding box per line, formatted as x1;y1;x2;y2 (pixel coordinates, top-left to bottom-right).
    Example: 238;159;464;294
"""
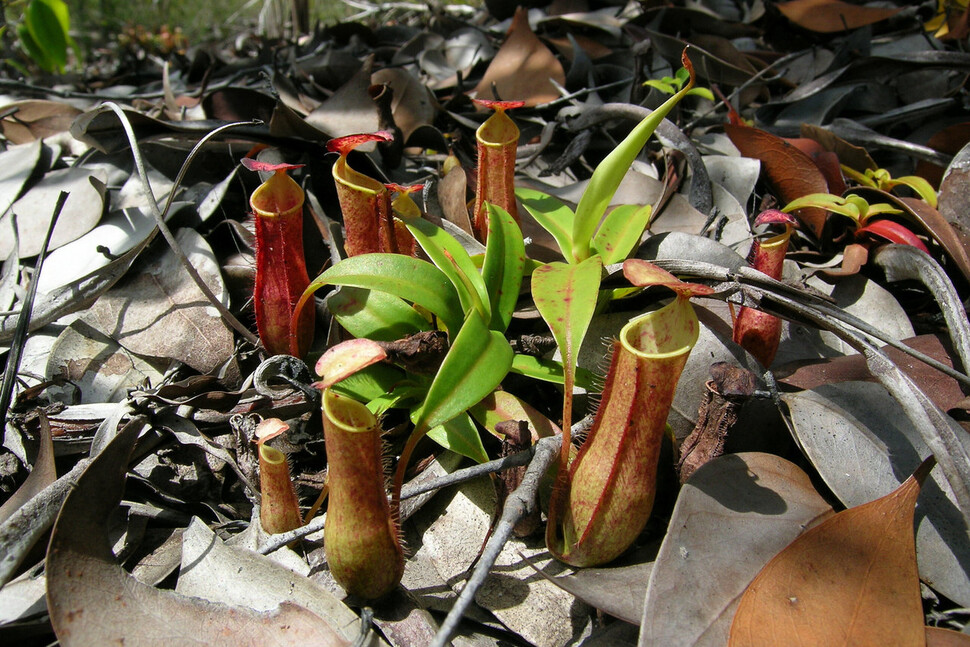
620;296;700;359
323;388;378;433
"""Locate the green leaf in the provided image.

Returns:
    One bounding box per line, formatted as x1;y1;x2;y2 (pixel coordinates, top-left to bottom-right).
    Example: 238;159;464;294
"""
531;257;602;458
327;287;430;341
515;187;576;262
330;363;407;403
510;354;597;390
17;23;52;72
481;203;526;332
25;0;68;72
572;61;698;261
365;383;425;416
399;211;489;320
591;203;653;264
426;413;489;463
469;390;561;441
643;80;676;95
412;310;513;435
304;254;464;334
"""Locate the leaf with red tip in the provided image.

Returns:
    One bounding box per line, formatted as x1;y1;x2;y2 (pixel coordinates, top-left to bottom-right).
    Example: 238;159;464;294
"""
754;209;798;227
857;219;930;253
326;131;394;156
623;259;714;298
473;99;526;111
315;338;389;389
240;157;304;173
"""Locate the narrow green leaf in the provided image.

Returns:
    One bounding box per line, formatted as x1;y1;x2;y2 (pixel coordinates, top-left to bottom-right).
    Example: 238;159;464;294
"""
481;203;526;332
327;287;430;341
26;0;68;72
304;253;463;334
591;203;653;264
426;413;489;463
412;311;513;435
330;363;406;403
17;23;52;72
532;256;602;462
572;53;697;260
515;186;576;262
399;211;489;320
510;354;597;390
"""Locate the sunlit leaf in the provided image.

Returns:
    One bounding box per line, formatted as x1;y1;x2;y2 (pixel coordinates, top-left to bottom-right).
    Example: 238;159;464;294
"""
591;203;653;265
481;203;526;332
426;412;489;463
516;186;576;261
532;256;602;463
299;253;463;334
729;458;934;647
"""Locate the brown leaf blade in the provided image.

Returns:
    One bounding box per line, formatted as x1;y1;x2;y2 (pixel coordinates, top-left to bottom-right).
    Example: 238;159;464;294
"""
474;7;566;106
46;421;349;647
729;458;934;647
777;0;902;33
724;124;829;238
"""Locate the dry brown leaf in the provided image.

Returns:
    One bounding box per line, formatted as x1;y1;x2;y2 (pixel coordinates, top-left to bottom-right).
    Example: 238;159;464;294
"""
926;626;970;647
474;7;566;106
82;228;234;374
777;0;902;33
0;99;83;143
371;67;435;140
724;123;828;238
729;458;934;647
777;334;966;413
0;415;56;524
46;421;349;647
0;167;108;258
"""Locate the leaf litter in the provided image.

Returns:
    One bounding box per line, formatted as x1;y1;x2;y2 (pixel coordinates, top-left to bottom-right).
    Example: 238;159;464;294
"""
2;1;970;645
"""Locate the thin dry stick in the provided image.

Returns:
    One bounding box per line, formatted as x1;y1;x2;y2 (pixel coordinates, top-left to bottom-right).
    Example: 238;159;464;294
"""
100;102;261;347
430;433;563;647
258;443;539;555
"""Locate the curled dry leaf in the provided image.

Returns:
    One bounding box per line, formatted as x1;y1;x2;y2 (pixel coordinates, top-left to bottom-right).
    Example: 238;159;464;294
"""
728;457;934;647
46;421;349;646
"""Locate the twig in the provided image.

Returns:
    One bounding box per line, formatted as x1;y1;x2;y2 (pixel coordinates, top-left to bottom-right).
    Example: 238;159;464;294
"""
0;192;67;424
649;257;970;527
258;442;544;555
430;433;563;647
99;103;262;347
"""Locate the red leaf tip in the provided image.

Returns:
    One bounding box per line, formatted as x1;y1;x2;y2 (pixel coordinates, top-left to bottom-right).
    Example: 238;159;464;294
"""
385;183;425;194
754;209;798;227
241;157;305;173
326;131;395;155
473;99;526;111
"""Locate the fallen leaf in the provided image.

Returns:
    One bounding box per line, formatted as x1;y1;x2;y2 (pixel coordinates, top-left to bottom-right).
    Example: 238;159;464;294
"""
926;626;970;646
639;453;833;646
724;123;829;237
82;228;234;374
474;7;566;106
729;458;933;646
0;414;56;524
777;334;967;413
46;321;167;404
371;67;435;140
782;382;970;607
0;99;83;143
177;518;373;645
46;421;350;646
0;167;108;258
777;0;903;33
0;141;42;218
